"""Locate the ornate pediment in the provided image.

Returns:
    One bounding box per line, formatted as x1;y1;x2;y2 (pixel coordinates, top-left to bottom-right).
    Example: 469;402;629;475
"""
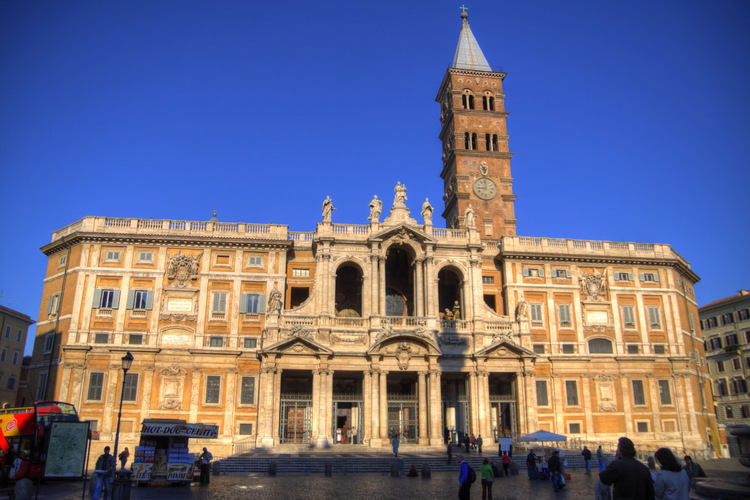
476;339;535;358
371;223;435;245
261;333;333;356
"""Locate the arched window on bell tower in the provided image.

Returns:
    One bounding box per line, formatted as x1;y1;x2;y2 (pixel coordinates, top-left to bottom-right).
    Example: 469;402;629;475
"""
483;94;495;111
462;91;475;110
465;133;477;150
485;134;498;151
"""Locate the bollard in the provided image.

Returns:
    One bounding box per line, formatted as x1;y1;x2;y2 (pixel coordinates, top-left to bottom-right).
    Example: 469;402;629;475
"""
269;461;277;476
421;463;431;479
213;461;221;476
325;463;332;477
390;461;399;477
647;456;656;470
111;469;133;500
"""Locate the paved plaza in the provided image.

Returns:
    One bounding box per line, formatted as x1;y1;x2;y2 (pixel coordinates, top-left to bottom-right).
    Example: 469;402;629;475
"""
23;458;745;500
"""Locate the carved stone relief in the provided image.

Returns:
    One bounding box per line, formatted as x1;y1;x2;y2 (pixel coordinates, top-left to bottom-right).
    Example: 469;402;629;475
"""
166;252;202;288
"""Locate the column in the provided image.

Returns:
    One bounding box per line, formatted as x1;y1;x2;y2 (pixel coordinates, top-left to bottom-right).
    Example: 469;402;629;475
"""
140;366;156;421
272;368;283;443
478;371;491;438
418;371;428;444
224;369;237;439
322;368;333;445
673;373;694;448
424;255;436;318
619;374;634;436
379;257;386;316
370;255;379;318
190;369;201;423
469;371;479;434
257;364;277;448
521;370;537;434
379;370;389;440
415;259;424;317
312;368;321;443
428;368;443;445
370;369;382;447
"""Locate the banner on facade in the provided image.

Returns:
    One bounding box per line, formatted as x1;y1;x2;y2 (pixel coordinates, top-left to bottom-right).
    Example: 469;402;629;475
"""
140;422;219;438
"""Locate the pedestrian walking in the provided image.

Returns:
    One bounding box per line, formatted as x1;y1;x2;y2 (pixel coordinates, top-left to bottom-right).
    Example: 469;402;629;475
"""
596;445;606;471
392;435;400;457
457;454;474;500
480;457;494;500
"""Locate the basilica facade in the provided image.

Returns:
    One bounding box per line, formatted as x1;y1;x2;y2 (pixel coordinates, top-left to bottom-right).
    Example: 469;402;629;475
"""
30;13;719;457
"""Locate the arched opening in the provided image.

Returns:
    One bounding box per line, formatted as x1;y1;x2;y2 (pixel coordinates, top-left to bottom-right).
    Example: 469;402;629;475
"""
335;264;362;317
588;338;614;354
438;267;463;319
385;247;414;317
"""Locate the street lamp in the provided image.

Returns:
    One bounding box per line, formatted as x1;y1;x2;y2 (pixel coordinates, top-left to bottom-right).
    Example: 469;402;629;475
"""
113;351;134;471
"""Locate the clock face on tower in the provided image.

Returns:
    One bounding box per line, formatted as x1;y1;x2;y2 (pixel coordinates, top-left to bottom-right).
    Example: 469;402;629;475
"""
473;178;497;200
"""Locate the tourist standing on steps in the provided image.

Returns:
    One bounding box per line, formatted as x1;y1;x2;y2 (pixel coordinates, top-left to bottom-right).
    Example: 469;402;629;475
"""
199;447;213;484
582;445;592;474
599;437;654;500
392;435;399;457
464;434;471;453
476;435;483;455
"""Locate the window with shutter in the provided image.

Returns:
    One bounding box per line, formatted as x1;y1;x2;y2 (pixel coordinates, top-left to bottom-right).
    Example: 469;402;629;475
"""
621;305;636;327
647;306;661;328
536;380;549;406
88;373;105;401
558;304;572;326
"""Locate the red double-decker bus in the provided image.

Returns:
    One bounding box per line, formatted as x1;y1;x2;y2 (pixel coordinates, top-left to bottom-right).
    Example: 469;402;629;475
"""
0;401;80;480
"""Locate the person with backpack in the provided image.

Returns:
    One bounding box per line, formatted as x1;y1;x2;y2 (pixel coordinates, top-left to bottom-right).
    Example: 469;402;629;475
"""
457;454;475;500
92;446;115;500
480;457;495;500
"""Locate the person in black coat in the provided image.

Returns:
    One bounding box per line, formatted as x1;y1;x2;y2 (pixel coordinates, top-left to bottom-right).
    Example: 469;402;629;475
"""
548;450;564;491
599;437;654;500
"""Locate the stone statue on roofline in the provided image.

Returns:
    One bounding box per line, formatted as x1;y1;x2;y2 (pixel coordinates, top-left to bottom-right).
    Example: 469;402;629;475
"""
368;195;383;222
421;198;433;224
322;195;335;222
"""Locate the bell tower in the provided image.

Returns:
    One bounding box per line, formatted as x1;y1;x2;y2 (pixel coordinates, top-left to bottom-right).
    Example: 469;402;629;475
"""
436;10;517;238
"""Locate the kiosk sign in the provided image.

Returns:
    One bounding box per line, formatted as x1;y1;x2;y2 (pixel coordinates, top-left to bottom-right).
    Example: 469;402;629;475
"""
166;463;192;481
140;422;219;438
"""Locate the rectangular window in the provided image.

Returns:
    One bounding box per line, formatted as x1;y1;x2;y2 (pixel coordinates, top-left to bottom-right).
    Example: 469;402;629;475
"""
558;304;572;326
4;326;10;338
708;337;722;350
726;406;733;418
48;292;61;315
16;329;22;342
716;380;728;396
129;334;143;345
533;344;545;354
58;254;68;267
214;254;231;266
291;268;310;277
614;272;634;281
482;276;494;284
240;377;255;405
536;380;549;406
530;304;543;323
726;333;739;346
522;268;545;278
209;337;224;347
93;289;120;309
717;361;725;373
741;405;750;418
240;294;266;314
647;306;661;328
658;380;672;405
243;337;258;349
12;351;20;364
639;272;660;283
562;343;575;354
7;376;15;390
707;317;718;328
137;251;154;264
738;309;750;321
205;376;221;404
87;372;105;401
723;313;734;325
239;423;253;435
36;371;48;401
104;250;122;263
552;269;571;278
246;255;263;267
127;290;153;311
621;305;635;327
565;380;579;406
568;423;581;434
211;292;228;314
43;332;55;353
733;358;741;370
688;312;695;332
636;421;649;433
632;380;646;406
627;344;639;354
94;333;109;344
123;373;138;402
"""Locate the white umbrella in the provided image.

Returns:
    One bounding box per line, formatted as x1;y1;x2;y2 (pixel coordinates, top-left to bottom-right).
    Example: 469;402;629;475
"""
518;430;567;442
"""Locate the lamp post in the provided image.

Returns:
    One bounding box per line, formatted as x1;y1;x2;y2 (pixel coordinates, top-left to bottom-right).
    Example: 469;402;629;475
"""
112;351;134;470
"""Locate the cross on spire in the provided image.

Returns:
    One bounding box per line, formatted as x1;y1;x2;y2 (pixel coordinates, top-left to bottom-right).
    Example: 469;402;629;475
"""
459;5;468;14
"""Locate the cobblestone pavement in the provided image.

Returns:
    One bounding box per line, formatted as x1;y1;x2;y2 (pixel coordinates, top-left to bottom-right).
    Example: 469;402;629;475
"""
27;458;747;500
18;472;623;500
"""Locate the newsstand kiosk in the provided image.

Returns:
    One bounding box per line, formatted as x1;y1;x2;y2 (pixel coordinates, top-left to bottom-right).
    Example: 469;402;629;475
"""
132;419;218;486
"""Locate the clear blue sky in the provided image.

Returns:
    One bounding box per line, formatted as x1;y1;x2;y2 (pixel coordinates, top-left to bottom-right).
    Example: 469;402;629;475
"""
1;1;748;355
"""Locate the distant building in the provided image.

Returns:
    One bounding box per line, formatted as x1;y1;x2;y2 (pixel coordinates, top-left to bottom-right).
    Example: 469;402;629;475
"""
0;305;34;408
30;12;719;459
699;290;750;457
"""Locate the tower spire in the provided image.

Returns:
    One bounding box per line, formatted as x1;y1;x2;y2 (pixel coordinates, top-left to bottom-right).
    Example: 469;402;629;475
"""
452;8;491;71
